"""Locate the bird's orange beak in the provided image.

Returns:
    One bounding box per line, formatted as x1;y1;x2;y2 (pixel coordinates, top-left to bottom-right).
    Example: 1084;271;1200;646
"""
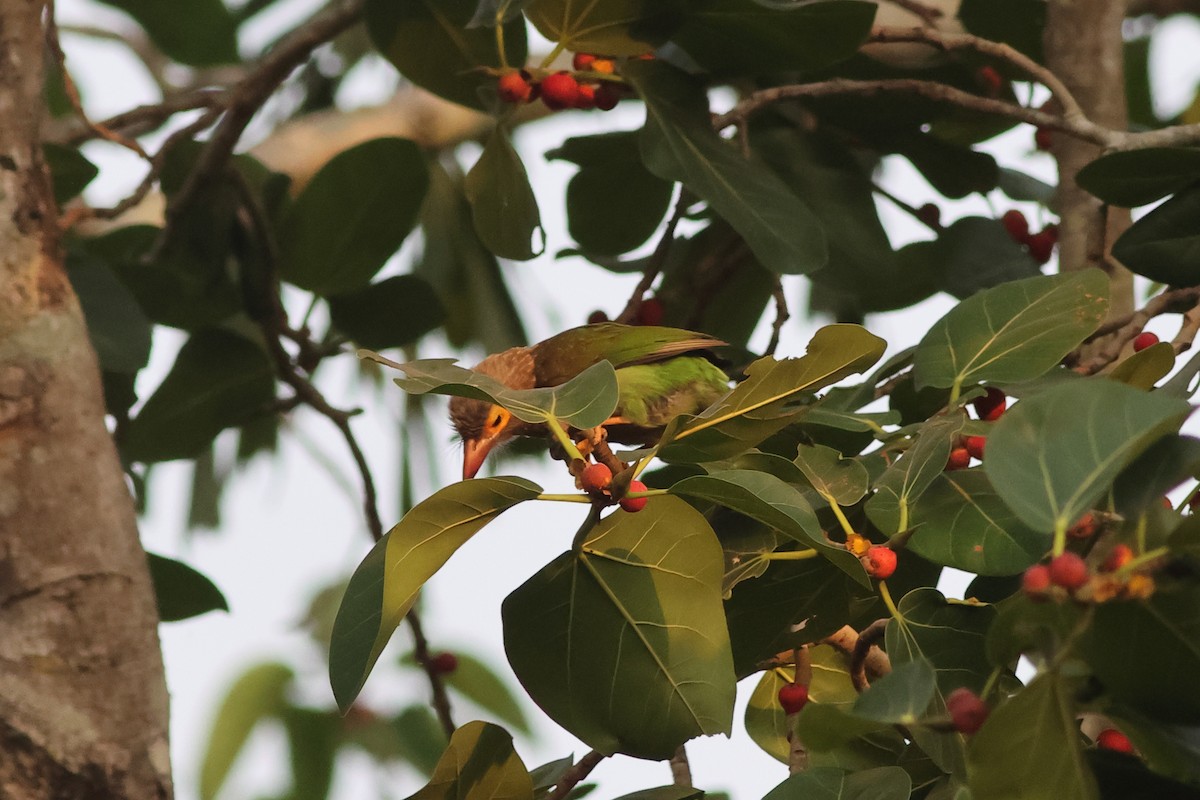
462;437;494;480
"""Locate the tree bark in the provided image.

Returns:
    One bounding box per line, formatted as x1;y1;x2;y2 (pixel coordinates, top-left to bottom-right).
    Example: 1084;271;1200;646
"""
1044;0;1135;317
0;2;173;797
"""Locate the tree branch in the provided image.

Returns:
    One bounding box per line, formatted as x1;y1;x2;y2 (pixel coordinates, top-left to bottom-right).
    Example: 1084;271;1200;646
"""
548;751;607;800
616;189;690;324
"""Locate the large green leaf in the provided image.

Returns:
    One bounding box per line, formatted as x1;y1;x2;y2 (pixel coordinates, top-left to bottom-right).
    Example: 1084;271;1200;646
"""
98;0;238;65
907;469;1045;575
524;0;684;53
1076;148;1200;207
329;477;541;710
148;553;228;622
281;707;339;800
625;60;828;276
764;766;912;800
366;0;527;110
465;127;543;261
405;721;533;800
200;662;294;800
503;497;735;759
66;251;152;374
926;216;1039;299
671;469;869;587
792;444;871;508
362;352;619;429
984;378;1191;534
913;270;1110;393
123;330;275;463
967;674;1098;800
1109;342;1176;390
852;659;937;725
866;415;965;536
657;325;886;462
327;275;446;350
672;0;874;76
1111;184;1200;286
280;138;429;295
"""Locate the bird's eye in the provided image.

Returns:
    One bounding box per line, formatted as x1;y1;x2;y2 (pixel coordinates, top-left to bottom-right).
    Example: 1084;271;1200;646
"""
486;408;510;431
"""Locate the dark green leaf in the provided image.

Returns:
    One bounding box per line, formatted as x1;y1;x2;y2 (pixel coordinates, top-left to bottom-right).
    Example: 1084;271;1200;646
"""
612;787;703;800
406;721;533;800
1111;184;1200;285
1090;749;1200;800
792;444;870;508
97;0;238;66
280;138;428;294
503;497;735;759
913;270;1110;393
524;0;684;54
887;588;997;696
927;217;1040;298
625;60;828;276
200;662;294;800
1112;435;1200;518
327;275;445;350
985;594;1083;667
123;329;275;463
901;138;999;200
985;378;1190;534
147;552;228;622
329;477;541;710
465;127;543;260
764;766;911;800
44;143;98;204
852;659;937;724
997;167;1055;204
959;0;1044;61
1076;148;1200;207
281;707;339;800
866;415;964;536
66;251;152;374
366;0;527;110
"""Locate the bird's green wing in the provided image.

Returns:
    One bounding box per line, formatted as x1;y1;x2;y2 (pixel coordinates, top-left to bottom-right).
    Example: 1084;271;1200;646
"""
530;323;725;386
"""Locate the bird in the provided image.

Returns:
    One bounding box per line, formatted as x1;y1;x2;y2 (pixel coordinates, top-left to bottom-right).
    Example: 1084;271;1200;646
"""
449;322;731;479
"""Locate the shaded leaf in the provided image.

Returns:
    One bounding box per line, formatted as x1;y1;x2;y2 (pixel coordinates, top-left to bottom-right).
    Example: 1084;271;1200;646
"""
612;788;703;800
503;497;735;759
148;552;228;622
866;415;965;536
928;217;1040;298
281;706;339;800
764;766;911;800
625;60;828;276
328;274;446;350
406;721;533;800
44;143;98;203
852;659;937;725
1076;148;1200;207
985;378;1190;534
66;251;152;374
200;662;294;800
329;477;541;710
1111;435;1200;518
1109;342;1176;390
465;127;543;260
524;0;684;54
98;0;238;66
1111;184;1200;286
792;444;870;508
441;653;531;734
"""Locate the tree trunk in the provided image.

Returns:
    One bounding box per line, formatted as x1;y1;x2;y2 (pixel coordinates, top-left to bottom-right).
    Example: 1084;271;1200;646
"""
0;2;173;797
1044;0;1135;317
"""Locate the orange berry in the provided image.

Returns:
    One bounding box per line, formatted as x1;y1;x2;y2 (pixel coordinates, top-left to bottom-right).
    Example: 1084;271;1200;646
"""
572;52;596;71
1049;552;1089;590
497;70;533;103
574;83;596;110
1022;564;1052;597
1101;544;1133;572
620;480;648;512
845;532;872;557
946;447;971;471
1066;512;1097;539
580;463;613;494
861;546;897;579
541;71;581;110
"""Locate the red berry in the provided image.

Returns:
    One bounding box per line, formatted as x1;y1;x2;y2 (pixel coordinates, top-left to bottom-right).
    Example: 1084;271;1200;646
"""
1035;127;1053;151
1048;552;1089;590
574;84;597;110
915;203;940;228
620;480;648;512
497;70;533;103
572;52;596;71
1022;564;1052;596
972;388;1007;421
1026;230;1056;264
1066;512;1097;539
580;463;613;494
1096;728;1134;753
587;310;609;324
977;66;1003;96
429;652;458;674
1000;210;1029;243
964;436;986;461
946;447;971;471
778;682;809;715
1102;544;1134;572
590;58;616;74
594;83;621;111
636;297;664;326
1133;331;1159;352
541;71;581;110
861;546;897;579
946;688;989;734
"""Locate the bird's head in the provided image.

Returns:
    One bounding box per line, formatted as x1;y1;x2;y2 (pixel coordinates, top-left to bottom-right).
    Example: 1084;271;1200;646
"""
448;347;536;479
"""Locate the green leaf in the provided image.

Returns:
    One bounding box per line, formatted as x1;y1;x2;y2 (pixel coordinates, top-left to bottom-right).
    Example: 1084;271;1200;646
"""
927;216;1039;299
200;662;294;800
406;721;533;800
907;469;1045;575
66;251;152;374
852;659;937;725
625;60;828;276
441;652;531;734
363;353;619;430
503;497;735;759
612;788;703;800
123;330;275;463
672;0;874;76
280;138;428;295
97;0;238;66
327;275;446;350
913;270;1110;392
985;378;1191;534
1109;342;1176;390
671;469;870;587
547;132;673;257
959;0;1045;61
1076;148;1200;207
329;477;541;710
967;674;1098;800
366;0;527;110
764;766;912;800
985;593;1083;667
866;415;965;536
658;325;886;462
997;167;1055;204
524;0;684;54
44;143;98;203
793;705;890;753
465;127;543;260
147;553;228;622
1111;435;1200;518
792;444;871;509
1111;184;1200;286
281;706;339;800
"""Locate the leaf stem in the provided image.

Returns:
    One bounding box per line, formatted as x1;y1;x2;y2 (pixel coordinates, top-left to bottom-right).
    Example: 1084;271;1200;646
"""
827;498;857;539
495;13;508;69
1120;545;1168;574
539;40;567;70
766;549;820;561
544;416;585;462
878;580;903;621
571;503;603;552
1051;517;1068;557
979;665;1004;701
537;493;593;503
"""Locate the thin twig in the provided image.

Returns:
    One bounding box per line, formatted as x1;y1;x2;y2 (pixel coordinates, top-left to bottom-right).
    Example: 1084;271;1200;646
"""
1073;285;1200;374
548;751;607;800
850;619;890;692
616;189;691;324
406;609;457;736
56;89;226;146
669;746;693;787
872;182;942;233
765;276;790;357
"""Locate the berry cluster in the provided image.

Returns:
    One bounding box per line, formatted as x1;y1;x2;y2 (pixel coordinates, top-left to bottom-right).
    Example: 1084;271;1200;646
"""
1022;513;1158;604
497;52;642;112
579;462;649;512
1000;210;1058;265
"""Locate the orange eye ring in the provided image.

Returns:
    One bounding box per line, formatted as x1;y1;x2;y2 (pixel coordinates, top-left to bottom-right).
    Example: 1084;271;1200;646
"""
485;406;511;433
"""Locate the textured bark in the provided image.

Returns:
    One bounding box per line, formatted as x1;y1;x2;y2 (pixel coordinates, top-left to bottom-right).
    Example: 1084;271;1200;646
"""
1044;0;1134;317
0;2;173;798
